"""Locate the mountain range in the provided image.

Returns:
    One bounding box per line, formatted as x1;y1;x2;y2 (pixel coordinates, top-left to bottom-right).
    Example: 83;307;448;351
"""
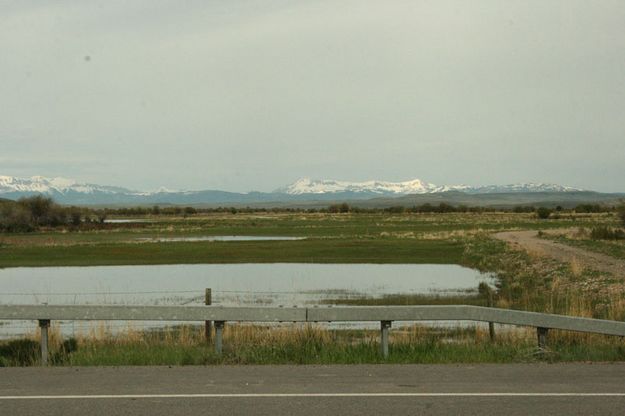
0;175;622;208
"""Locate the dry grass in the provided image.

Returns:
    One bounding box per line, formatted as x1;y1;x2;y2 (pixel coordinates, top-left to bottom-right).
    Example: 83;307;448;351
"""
6;321;625;366
570;257;585;276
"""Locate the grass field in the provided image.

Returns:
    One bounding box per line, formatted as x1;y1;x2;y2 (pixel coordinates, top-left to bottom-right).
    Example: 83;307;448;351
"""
0;212;617;267
0;238;465;267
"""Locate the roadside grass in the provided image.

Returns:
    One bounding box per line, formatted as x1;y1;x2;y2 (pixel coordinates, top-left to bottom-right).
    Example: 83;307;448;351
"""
3;324;625;366
549;235;625;261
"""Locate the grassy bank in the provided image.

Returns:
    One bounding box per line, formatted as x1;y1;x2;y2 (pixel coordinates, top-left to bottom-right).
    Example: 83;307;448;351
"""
549;234;625;260
462;235;625;321
2;324;625;366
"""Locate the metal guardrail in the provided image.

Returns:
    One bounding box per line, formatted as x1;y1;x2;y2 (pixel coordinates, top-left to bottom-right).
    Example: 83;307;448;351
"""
1;304;624;364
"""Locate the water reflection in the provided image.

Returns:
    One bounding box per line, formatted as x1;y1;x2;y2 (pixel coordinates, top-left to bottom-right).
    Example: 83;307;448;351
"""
0;263;493;337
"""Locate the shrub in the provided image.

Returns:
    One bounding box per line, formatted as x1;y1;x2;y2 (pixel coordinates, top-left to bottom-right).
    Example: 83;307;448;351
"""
536;207;552;219
617;202;625;226
52;338;79;364
590;226;625;240
0;339;39;366
328;203;350;213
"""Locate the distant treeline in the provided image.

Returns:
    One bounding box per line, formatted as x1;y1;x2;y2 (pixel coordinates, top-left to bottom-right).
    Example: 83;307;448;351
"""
108;202;621;215
0;196;107;232
1;196;623;232
325;202;622;215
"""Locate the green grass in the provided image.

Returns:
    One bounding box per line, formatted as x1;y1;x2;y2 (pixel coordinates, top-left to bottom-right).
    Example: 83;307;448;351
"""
65;340;538;365
320;293;488;306
550;236;625;260
0;212;614;267
4;325;625;366
60;341;625;365
0;238;464;267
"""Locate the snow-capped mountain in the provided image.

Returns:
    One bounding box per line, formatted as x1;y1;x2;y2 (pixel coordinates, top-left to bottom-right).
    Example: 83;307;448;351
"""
0;175;135;196
278;178;439;195
467;183;581;194
279;178;581;195
0;175;595;206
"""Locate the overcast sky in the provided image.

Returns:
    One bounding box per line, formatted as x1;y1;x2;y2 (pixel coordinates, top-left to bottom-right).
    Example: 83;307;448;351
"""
1;1;624;192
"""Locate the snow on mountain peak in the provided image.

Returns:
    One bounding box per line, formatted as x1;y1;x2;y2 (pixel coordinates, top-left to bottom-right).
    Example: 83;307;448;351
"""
0;175;127;195
281;178;443;195
279;178;583;195
0;175;586;204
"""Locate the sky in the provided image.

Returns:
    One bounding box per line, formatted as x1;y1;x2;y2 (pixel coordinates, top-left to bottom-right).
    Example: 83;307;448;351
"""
1;0;624;193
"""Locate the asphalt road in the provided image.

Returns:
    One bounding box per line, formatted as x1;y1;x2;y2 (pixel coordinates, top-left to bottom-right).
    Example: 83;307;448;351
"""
2;364;625;415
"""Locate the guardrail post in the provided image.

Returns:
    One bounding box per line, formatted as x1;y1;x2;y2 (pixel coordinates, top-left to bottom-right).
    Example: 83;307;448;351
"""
38;319;50;366
537;327;549;349
215;321;225;355
479;283;496;341
380;320;392;359
205;288;212;343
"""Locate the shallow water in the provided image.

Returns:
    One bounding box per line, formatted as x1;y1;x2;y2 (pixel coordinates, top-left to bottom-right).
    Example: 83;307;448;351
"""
103;219;151;223
135;236;306;242
0;263;493;337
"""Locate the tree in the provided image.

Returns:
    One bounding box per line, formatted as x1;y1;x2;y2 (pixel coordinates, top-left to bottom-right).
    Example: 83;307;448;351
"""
96;211;107;224
18;195;54;225
0;202;34;232
328;203;350;213
69;208;82;226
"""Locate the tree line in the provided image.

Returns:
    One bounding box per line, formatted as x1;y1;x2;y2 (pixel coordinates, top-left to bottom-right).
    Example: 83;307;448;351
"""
0;196;110;232
1;195;623;232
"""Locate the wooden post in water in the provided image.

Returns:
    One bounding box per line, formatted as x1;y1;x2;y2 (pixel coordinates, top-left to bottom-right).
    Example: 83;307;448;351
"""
205;288;212;343
38;319;50;366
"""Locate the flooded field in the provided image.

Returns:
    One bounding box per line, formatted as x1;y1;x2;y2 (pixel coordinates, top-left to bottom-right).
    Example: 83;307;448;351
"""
0;263;493;337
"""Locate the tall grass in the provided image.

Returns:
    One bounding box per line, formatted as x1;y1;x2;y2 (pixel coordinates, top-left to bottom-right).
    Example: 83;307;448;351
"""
463;235;625;321
3;323;625;366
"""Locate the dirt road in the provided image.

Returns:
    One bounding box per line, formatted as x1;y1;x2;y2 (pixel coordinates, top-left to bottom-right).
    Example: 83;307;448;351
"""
493;230;625;277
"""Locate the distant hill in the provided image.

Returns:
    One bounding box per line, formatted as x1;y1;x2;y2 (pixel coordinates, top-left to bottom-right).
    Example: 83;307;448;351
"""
0;175;622;208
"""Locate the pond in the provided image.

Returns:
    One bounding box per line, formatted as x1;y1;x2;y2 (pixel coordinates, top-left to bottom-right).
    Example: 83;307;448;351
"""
0;263;493;337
